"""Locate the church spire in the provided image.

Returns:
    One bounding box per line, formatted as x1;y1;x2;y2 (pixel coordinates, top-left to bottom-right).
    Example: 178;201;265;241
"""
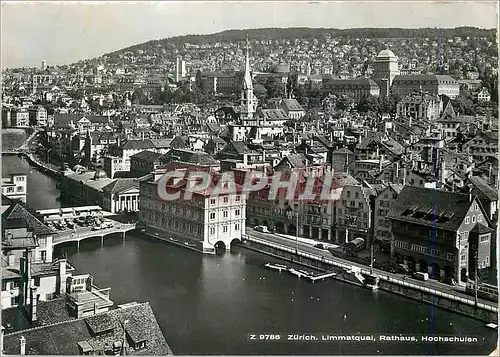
243;34;252;90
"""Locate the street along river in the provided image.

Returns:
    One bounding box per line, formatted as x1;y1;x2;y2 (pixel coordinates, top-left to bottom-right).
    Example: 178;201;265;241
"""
3;155;497;355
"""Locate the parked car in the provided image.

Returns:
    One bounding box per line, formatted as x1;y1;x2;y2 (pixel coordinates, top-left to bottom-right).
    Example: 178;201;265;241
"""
413;272;429;281
254;226;269;233
314;243;326;250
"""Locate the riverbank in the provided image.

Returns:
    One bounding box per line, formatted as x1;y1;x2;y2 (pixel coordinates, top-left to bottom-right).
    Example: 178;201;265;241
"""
241;235;498;324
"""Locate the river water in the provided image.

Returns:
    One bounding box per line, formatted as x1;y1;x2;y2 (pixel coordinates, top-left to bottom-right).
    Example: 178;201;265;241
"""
2;155;497;355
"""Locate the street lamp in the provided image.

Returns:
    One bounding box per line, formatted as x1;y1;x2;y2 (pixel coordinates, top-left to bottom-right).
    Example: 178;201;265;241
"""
286;206;299;256
47;148;52;165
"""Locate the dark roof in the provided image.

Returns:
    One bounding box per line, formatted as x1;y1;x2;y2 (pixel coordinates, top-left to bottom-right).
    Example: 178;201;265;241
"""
393;74;458;84
281;99;304;112
2;302;173;355
2;203;55;235
1;194;15;207
122;139;155;150
85;313;116;334
467;176;498;201
387;186;472;231
130;150;163;163
275;154;308;170
257;109;289;121
102;179;139;194
469;222;494;235
160;148;218;166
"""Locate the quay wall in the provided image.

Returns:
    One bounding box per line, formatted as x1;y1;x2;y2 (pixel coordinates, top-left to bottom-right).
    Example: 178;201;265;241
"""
241;238;498;324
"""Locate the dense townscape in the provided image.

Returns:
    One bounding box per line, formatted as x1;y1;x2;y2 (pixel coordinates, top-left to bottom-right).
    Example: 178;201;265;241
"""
1;26;498;355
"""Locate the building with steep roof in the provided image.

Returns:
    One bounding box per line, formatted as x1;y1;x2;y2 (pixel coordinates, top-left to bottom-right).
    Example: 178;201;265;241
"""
2;302;173;355
280;98;305;119
387;186;493;284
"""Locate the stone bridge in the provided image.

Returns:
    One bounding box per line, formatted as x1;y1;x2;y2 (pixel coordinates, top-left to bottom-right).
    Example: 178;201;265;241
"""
53;223;137;248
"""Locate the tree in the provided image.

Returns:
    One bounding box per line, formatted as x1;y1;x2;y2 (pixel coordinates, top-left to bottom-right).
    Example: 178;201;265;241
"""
263;77;285;99
253;83;268;104
337;94;355;111
356;95;380;114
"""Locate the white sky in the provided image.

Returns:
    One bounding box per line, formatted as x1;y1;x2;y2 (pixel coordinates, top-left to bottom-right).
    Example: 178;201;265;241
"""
1;1;498;68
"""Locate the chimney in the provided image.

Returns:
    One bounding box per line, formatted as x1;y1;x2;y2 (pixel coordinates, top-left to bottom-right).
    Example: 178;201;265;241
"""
379;155;383;172
30;287;38;323
20;336;26;355
58;259;67;295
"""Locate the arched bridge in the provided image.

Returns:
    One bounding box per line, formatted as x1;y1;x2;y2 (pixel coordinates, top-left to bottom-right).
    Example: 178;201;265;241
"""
53;223;137;248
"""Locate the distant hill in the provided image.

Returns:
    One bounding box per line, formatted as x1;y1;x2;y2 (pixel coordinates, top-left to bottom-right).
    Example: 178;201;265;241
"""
105;26;496;56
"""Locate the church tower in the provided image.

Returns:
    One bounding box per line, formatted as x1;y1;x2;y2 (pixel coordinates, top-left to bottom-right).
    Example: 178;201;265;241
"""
240;36;257;124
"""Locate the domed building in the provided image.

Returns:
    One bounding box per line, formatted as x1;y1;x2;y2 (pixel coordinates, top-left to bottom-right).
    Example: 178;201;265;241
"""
372;47;400;96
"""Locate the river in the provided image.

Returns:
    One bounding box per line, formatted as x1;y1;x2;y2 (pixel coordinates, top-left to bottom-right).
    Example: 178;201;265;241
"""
2;154;497;355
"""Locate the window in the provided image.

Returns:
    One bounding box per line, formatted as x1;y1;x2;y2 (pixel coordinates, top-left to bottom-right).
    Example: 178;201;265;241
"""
446;253;454;261
486;256;490;264
465;217;470;224
1;281;7;291
235;223;240;231
210;212;216;220
38;237;47;248
11;296;20;306
7;187;14;193
478;215;482;222
223;197;228;203
210;227;215;235
460;254;466;262
475;203;479;211
17;186;23;192
480;235;489;243
223;225;228;233
135;341;147;350
235;209;240;216
346;191;351;198
235;195;240;202
223;211;228;218
210;199;216;205
472;215;476;223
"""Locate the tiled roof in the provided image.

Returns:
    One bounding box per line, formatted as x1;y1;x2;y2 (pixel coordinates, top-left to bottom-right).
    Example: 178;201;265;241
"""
281;99;304;112
102;179;139;194
122;139;155;150
258;109;288;120
130;150;164;163
2;203;55;235
387;186;472;231
2;302;173;355
160;148;218;166
467;176;498;201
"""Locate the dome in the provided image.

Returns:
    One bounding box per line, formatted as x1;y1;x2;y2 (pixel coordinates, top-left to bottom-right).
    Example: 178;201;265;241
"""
377;49;396;59
93;168;108;180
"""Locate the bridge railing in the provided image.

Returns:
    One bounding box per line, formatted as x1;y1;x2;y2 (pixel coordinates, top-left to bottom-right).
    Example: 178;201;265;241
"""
245;235;498;313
